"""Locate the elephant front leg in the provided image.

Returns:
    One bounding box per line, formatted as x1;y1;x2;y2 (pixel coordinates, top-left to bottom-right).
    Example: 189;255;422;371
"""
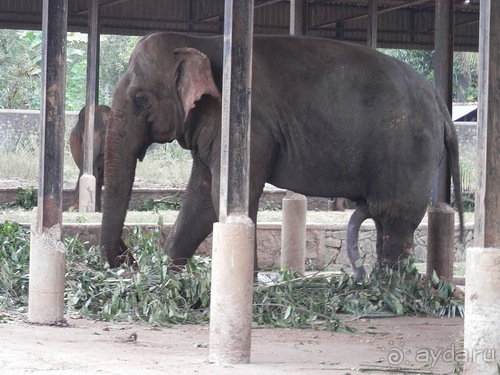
164;156;218;266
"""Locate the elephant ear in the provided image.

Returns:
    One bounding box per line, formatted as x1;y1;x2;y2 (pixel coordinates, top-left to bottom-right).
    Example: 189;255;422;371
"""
173;47;221;121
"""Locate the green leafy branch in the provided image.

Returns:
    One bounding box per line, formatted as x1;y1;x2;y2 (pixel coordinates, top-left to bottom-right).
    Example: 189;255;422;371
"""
0;221;464;329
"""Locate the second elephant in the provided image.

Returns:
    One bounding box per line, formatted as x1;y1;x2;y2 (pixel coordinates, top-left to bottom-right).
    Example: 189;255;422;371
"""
69;105;111;211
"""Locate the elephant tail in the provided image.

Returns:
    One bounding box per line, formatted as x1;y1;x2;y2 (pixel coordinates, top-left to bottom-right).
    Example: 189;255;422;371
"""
439;94;465;242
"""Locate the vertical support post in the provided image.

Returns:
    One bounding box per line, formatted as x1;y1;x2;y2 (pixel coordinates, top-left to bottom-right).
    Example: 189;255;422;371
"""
280;0;308;274
290;0;307;36
464;2;500;373
281;191;307;274
209;0;255;365
79;0;100;213
427;0;455;280
28;0;68;324
473;0;500;248
432;0;454;204
367;0;377;48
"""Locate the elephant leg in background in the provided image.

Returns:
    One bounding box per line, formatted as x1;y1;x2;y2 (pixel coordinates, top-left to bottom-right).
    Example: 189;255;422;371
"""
69;130;102;211
164;155;218;265
94;153;105;212
69;125;83;210
69;105;110;212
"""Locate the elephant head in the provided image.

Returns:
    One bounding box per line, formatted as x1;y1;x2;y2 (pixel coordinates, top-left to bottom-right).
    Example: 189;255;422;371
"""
100;36;221;267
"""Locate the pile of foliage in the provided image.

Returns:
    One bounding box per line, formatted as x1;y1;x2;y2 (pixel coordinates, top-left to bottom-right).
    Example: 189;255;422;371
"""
0;188;37;211
132;195;182;212
0;221;463;329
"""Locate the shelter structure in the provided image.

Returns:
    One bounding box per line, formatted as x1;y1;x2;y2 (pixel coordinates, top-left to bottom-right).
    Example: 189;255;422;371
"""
0;1;480;50
2;1;498;372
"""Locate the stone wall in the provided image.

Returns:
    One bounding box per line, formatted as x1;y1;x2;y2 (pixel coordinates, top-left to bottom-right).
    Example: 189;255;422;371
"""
62;221;474;270
0;109;79;151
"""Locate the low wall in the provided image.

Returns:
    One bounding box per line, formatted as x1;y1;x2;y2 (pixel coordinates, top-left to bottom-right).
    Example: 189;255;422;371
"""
63;221;473;270
0;109;78;151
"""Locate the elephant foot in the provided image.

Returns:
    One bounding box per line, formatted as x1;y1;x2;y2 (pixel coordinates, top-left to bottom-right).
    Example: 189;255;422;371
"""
111;238;137;269
168;258;189;273
115;251;137;269
352;267;366;283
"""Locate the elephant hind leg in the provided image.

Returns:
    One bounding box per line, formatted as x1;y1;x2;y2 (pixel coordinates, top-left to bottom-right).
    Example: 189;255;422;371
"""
379;221;416;269
346;204;371;282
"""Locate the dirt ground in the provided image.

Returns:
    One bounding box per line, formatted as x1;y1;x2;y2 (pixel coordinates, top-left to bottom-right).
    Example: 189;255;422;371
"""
0;312;463;375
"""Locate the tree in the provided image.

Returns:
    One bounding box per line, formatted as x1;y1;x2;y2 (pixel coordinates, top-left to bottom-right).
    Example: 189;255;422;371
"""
0;30;41;109
382;48;478;102
0;29;139;110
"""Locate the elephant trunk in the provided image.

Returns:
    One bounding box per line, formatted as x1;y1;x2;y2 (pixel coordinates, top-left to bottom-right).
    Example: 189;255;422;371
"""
100;110;138;267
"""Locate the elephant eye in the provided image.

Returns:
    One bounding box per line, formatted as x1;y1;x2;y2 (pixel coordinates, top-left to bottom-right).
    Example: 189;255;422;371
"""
134;92;149;108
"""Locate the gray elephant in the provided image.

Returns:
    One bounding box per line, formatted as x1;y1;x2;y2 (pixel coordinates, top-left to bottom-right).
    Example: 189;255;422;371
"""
99;32;464;274
69;105;110;212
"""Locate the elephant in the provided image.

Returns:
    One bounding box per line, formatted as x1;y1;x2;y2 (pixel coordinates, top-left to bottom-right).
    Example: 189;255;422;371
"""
69;105;111;212
99;32;464;274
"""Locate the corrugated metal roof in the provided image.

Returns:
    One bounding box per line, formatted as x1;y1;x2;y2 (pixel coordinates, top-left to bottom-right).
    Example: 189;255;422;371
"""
0;0;480;51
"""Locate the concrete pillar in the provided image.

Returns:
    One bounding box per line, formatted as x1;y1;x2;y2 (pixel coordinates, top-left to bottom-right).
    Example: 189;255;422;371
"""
426;204;455;280
281;191;306;274
464;1;500;373
79;0;100;213
209;0;254;365
464;248;500;374
28;0;68;324
29;225;66;323
209;217;255;364
78;174;97;212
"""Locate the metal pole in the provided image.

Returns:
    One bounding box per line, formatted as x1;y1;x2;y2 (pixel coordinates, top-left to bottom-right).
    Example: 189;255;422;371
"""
28;0;68;324
367;0;378;48
79;0;99;212
290;0;307;36
432;0;454;204
209;0;255;365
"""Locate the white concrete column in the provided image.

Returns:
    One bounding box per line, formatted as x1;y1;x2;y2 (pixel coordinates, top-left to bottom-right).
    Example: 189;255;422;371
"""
209;216;255;364
78;174;96;213
28;223;66;323
281;191;306;274
464;248;500;374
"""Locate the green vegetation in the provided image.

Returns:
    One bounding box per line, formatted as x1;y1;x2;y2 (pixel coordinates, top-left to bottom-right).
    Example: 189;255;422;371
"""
382;49;478;102
1;221;463;329
0;29;139;110
0;188;37;210
132;195;182;212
